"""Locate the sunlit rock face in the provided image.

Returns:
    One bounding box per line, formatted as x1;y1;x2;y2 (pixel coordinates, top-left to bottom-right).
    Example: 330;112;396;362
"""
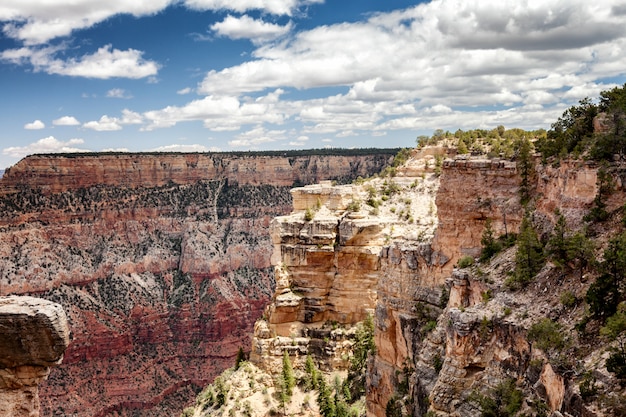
0;151;395;417
0;296;69;417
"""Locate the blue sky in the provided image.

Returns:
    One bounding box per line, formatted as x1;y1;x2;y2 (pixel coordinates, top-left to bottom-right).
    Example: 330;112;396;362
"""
1;0;625;169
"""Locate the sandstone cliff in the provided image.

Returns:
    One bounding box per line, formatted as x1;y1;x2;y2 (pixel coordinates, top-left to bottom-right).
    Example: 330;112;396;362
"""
211;148;625;417
0;296;69;417
0;150;396;417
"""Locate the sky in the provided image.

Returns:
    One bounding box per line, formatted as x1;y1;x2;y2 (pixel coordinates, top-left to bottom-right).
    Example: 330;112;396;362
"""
0;0;625;169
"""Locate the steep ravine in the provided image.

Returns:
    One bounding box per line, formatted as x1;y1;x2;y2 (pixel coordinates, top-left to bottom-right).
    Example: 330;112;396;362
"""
0;151;397;417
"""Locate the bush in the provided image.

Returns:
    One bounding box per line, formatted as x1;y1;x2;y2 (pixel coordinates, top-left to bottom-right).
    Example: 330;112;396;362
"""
527;318;566;352
457;255;474;268
469;379;523;417
559;291;577;308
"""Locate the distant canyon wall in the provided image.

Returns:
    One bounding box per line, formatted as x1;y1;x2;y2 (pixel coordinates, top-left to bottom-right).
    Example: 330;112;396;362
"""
0;151;395;417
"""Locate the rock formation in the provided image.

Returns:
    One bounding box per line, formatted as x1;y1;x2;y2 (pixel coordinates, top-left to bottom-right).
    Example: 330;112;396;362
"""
0;151;396;417
236;149;622;417
0;296;70;417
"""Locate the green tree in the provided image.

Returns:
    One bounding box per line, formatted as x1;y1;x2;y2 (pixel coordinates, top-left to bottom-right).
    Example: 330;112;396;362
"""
282;350;296;397
586;232;626;318
585;164;613;222
509;212;544;288
480;218;501;262
517;137;534;206
385;396;403;417
457;138;469;154
538;97;597;159
346;314;376;398
470;379;523;417
592;83;626;160
318;378;336;417
528;318;566;352
602;305;626;380
234;347;246;370
566;230;595;280
546;211;568;267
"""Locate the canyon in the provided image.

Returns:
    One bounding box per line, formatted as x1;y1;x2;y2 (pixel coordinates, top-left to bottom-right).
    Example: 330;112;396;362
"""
185;147;625;417
0;151;397;417
3;146;625;417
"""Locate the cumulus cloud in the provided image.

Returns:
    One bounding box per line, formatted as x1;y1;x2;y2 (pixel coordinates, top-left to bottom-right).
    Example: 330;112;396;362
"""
24;120;45;130
211;15;293;44
228;126;287;147
142;91;287;131
177;87;193;95
107;88;133;99
0;0;175;45
183;0;324;16
1;44;160;79
3;137;86;158
53;116;80;126
185;0;626;136
83;115;123;131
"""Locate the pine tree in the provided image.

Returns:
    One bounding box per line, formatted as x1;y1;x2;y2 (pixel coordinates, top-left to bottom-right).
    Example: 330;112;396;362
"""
282;350;295;397
234;347;246;370
517;138;533;206
566;230;594;280
480;218;501;262
317;378;336;417
546;211;568;267
510;212;544;288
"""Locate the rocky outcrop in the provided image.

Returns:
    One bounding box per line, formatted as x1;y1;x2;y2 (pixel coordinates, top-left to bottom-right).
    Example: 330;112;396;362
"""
250;151;444;412
431;158;522;279
0;151;395;417
0;296;70;417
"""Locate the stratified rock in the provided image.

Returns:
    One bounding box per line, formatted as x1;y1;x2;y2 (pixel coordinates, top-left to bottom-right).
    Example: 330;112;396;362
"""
0;151;394;417
0;296;69;417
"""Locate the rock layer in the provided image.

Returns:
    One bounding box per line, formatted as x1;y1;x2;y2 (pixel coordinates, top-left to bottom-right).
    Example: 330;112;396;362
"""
0;151;395;417
0;296;69;417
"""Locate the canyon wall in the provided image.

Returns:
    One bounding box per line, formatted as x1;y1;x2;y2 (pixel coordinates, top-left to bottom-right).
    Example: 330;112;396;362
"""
0;151;396;417
253;151;613;417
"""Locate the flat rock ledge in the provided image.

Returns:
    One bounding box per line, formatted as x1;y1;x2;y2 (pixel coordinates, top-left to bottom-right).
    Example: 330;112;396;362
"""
0;296;70;417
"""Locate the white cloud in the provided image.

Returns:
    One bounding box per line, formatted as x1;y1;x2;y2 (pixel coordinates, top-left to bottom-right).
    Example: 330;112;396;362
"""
183;0;324;16
120;109;144;125
24;120;45;130
150;144;212;152
83;115;123;131
289;135;309;146
181;0;626;137
1;44;160;79
2;137;86;158
211;15;293;44
177;87;193;95
0;0;175;45
53;116;80;126
142;91;287;131
228;126;287;147
47;45;159;79
107;88;132;99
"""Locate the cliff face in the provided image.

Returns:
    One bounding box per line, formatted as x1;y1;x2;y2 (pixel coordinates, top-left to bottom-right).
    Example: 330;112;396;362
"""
0;153;391;196
0;151;394;417
254;151;613;417
0;296;69;417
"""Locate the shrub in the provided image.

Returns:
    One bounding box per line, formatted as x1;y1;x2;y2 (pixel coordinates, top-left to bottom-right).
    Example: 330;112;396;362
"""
527;318;566;352
469;379;523;417
304;207;314;221
559;291;577;308
457;255;474;268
